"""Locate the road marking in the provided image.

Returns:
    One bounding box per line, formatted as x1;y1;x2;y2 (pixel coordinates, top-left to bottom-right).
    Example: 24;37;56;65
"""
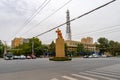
86;71;120;79
80;72;118;80
93;70;120;76
72;74;98;80
51;78;59;80
62;76;78;80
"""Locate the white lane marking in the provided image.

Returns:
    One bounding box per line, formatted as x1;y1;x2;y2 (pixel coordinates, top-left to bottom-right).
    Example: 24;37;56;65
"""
86;71;120;79
51;78;59;80
80;72;118;80
62;76;78;80
93;71;120;76
72;74;98;80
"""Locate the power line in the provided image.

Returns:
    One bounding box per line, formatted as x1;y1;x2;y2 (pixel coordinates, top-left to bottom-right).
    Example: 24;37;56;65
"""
9;0;51;40
72;24;120;37
92;27;120;36
22;0;51;27
21;0;49;27
35;0;116;37
21;0;72;36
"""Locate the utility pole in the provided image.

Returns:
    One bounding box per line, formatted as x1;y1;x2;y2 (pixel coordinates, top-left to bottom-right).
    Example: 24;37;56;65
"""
32;38;34;55
4;41;7;54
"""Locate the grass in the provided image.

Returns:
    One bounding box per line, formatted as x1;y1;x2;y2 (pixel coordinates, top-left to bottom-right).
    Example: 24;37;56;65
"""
49;57;72;61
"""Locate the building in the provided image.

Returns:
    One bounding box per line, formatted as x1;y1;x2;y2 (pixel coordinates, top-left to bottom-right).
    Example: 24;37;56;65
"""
81;37;93;44
12;38;29;48
65;37;96;52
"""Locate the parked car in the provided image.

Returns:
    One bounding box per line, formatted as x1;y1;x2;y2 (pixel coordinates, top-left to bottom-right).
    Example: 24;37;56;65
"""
89;55;93;58
13;55;20;59
83;55;89;58
101;54;107;58
26;55;32;59
4;52;14;60
31;55;36;59
20;55;26;59
93;54;99;58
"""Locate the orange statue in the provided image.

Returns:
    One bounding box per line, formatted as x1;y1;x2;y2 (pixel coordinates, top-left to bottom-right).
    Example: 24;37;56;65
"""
56;28;63;39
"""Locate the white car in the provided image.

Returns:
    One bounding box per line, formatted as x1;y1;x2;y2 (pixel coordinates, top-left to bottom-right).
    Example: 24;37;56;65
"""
13;56;20;59
101;54;107;58
20;55;26;59
89;55;93;58
92;54;99;58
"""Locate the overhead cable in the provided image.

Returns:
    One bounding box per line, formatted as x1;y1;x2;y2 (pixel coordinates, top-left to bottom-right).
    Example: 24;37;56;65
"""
21;0;72;36
35;0;116;37
9;0;51;40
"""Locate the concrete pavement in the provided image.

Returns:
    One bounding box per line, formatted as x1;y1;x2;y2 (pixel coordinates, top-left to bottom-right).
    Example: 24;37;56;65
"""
0;58;120;80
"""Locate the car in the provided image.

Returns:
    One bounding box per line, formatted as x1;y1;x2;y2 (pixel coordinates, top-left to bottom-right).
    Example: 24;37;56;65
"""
31;55;36;59
83;55;88;58
89;55;93;58
26;55;32;59
101;54;107;58
20;55;26;59
92;54;99;58
4;52;14;60
13;56;20;59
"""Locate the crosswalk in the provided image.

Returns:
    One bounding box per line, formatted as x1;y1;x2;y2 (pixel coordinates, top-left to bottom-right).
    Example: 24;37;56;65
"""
50;70;120;80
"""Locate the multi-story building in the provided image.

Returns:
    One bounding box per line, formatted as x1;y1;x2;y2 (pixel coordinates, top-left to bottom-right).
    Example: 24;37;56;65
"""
65;37;96;52
12;38;29;48
81;37;93;44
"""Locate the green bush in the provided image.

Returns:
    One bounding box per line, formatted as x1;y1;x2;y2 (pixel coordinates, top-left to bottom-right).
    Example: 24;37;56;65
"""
49;57;72;61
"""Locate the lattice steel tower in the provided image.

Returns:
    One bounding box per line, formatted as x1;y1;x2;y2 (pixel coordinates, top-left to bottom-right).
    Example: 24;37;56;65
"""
66;10;71;40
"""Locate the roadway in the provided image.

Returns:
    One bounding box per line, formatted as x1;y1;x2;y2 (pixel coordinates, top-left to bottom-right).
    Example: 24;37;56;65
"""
0;58;120;80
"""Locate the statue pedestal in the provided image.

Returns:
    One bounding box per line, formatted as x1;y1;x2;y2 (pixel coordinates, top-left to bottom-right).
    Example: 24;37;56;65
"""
49;28;71;61
56;38;65;57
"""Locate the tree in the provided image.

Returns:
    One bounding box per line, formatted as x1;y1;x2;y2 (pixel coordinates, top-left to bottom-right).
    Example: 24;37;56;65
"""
48;41;55;56
29;37;42;56
12;37;43;57
64;43;68;53
109;40;120;56
76;43;85;56
77;43;84;53
0;40;4;57
97;37;109;53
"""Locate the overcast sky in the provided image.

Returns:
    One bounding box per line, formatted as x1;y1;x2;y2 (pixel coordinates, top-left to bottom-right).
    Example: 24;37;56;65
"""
0;0;120;45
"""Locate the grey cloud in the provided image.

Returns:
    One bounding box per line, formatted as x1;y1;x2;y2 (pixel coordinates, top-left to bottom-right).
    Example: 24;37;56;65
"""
0;0;36;16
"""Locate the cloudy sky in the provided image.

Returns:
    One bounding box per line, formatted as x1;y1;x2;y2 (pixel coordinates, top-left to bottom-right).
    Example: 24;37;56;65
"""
0;0;120;45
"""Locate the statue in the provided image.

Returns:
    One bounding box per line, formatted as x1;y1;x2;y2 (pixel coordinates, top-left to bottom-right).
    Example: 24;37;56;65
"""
56;28;63;39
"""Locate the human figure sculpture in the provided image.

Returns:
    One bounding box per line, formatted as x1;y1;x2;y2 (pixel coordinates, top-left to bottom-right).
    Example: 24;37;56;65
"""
56;28;63;39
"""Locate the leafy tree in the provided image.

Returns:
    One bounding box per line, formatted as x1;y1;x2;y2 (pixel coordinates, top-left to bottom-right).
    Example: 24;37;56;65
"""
64;43;68;53
77;43;84;53
76;43;85;56
97;37;109;53
0;40;4;57
48;41;55;56
109;40;120;56
29;37;42;56
12;37;43;57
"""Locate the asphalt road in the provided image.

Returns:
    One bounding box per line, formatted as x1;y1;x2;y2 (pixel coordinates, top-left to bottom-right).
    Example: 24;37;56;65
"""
0;58;120;80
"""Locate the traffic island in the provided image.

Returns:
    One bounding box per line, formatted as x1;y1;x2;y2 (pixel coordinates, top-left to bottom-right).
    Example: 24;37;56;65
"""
49;57;72;61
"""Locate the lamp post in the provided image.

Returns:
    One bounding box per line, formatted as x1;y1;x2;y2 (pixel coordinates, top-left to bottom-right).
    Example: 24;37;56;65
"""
32;38;34;55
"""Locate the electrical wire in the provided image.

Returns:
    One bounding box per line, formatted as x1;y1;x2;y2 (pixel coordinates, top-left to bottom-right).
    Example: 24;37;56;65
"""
35;0;116;37
72;24;120;37
9;0;51;40
21;0;72;36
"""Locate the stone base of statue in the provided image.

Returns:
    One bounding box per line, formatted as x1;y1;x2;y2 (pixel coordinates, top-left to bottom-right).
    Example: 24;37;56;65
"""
56;38;65;57
49;29;72;61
